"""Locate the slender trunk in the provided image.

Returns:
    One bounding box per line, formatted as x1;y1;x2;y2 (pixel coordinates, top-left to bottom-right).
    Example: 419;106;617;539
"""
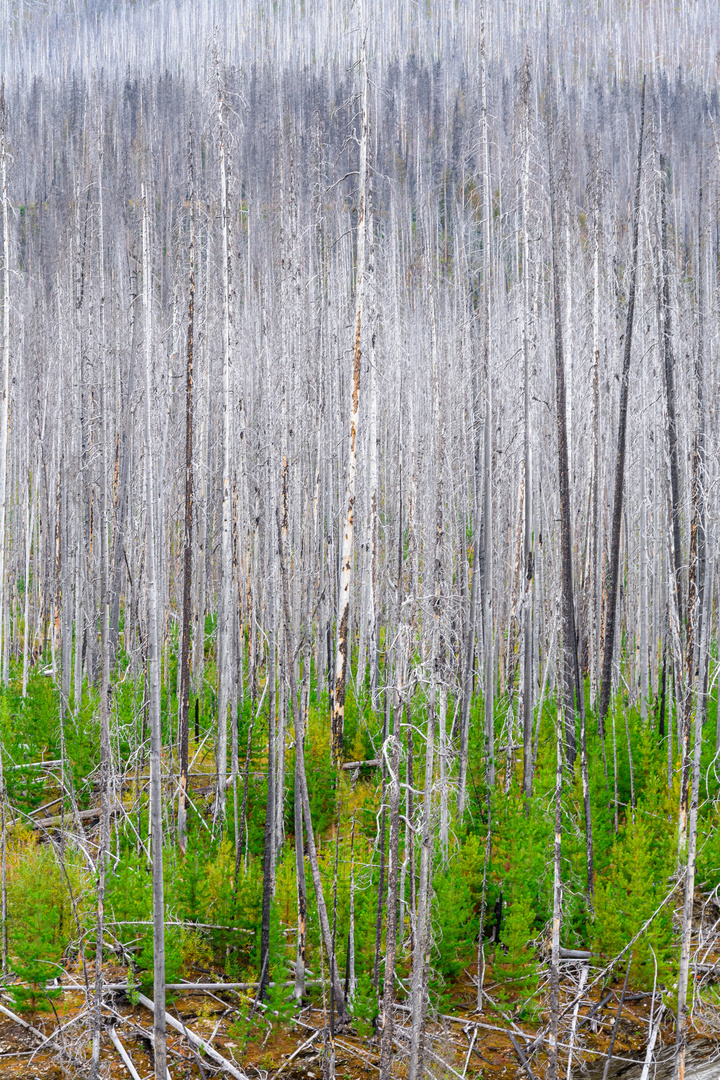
141;178;166;1080
680;181;706;857
590;156;602;711
598;77;646;733
379;730;401;1080
520;52;534;798
675;526;711;1080
547;85;577;771
548;704;563;1080
215;52;233;827
277;508;346;1017
373;685;389;991
660;155;684;640
458;502;478;817
109;273;139;667
408;704;435;1080
480;7;494;791
91;122;112;1080
332;37;368;763
293;749;307;1001
178;138;195;856
0;99;11;801
259;576;276;999
345;813;356;1003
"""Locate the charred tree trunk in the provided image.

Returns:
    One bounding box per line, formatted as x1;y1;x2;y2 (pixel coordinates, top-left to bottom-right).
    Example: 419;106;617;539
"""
598;77;646;735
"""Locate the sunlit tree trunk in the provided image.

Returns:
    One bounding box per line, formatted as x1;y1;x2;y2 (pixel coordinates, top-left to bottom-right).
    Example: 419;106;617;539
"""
333;34;368;763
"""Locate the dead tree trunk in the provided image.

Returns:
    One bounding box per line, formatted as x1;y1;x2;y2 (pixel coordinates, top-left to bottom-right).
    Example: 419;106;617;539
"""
141;176;167;1080
598;77;646;735
277;508;346;1018
177;130;195;856
547;90;577;772
332;35;369;763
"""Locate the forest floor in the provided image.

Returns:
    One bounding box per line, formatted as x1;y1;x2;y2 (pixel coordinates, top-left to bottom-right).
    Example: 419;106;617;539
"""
5;730;719;1077
0;957;717;1079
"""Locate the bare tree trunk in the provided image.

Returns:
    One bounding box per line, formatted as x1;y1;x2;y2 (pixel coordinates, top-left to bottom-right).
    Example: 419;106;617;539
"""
680;180;706;857
590;153;602;712
547;78;577;772
215;51;234;827
141;177;167;1080
177;133;195;856
277;508;346;1018
598;77;646;734
259;561;276;1000
379;729;401;1080
480;6;495;792
0;100;10;686
90;120;112;1080
293;749;307;1001
332;36;368;763
675;563;706;1079
660;154;684;644
409;705;435;1080
520;52;534;799
0;106;9;971
109;269;139;668
548;704;563;1080
373;682;389;991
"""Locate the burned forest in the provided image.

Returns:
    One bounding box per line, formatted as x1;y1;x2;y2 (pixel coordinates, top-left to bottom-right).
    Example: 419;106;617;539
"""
0;1;719;1078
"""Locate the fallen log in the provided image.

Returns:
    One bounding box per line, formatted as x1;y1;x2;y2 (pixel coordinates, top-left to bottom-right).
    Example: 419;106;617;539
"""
31;804;121;830
0;1000;47;1041
272;1027;321;1079
135;991;248;1079
106;979;319;992
108;1025;143;1080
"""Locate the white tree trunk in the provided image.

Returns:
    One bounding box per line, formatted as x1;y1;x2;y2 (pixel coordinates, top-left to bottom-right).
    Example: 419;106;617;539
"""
141;178;167;1080
332;34;368;761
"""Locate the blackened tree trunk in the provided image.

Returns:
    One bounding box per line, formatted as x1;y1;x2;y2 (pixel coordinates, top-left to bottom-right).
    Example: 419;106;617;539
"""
547;103;578;771
598;77;646;735
660;154;684;641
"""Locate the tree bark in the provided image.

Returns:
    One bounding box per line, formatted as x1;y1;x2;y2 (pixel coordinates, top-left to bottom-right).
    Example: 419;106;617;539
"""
379;730;401;1080
277;508;346;1018
215;50;234;827
547;81;578;772
598;77;646;734
332;35;369;763
177;132;195;857
141;177;167;1080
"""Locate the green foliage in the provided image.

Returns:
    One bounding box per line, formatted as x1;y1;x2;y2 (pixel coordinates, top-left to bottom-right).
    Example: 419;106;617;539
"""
351;968;377;1037
204;841;262;973
431;854;478;1008
493;893;538;1013
303;705;337;836
592;811;676;988
7;838;82;1013
172;845;211;924
264;897;295;1028
137;924;184;995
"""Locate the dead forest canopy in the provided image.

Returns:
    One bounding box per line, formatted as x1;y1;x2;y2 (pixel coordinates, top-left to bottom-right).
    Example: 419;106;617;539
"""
0;0;720;1077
